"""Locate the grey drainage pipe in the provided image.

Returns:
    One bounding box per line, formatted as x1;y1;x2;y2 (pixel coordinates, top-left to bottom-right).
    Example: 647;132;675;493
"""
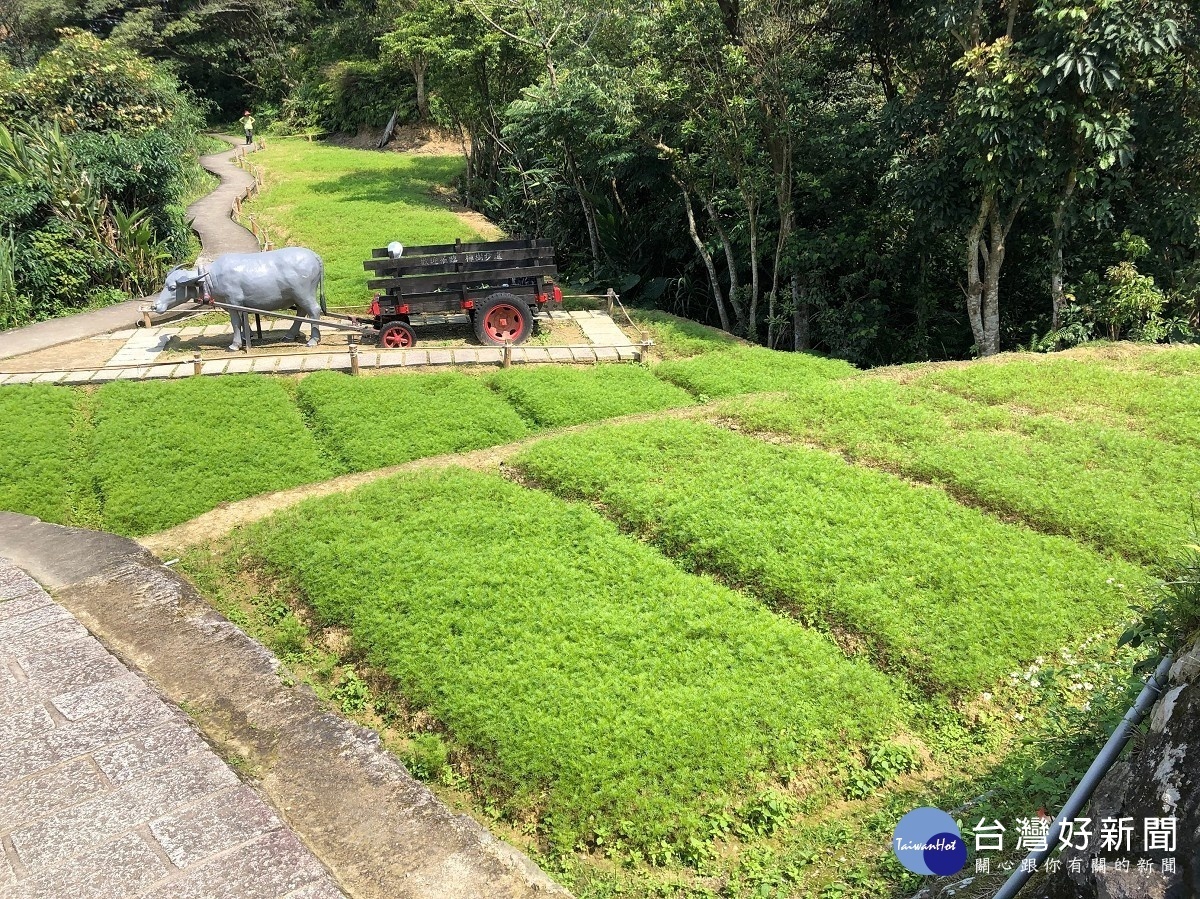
992;653;1174;899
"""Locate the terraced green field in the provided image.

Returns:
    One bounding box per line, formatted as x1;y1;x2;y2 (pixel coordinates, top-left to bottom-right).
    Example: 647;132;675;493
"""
241;467;902;854
2;333;1194;899
92;377;333;535
724;378;1198;564
912;357;1200;448
654;344;856;396
0;385;82;525
515;419;1141;694
488;364;694;427
297;371;529;470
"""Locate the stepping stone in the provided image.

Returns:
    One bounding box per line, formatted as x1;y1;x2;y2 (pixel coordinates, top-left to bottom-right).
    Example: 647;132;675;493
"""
116;367;149;380
570;347;597;363
401;351;428;367
617;346;638;361
476;348;503;364
251;357;279;373
3;373;40;384
143;366;175;380
59;371;97;385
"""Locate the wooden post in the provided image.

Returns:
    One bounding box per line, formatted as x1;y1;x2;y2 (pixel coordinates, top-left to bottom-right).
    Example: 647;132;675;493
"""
234;196;241;215
640;331;652;364
349;339;360;376
193;351;202;376
141;310;153;329
502;340;512;369
606;288;615;316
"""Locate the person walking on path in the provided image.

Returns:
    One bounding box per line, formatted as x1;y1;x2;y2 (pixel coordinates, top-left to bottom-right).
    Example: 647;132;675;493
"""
241;110;255;145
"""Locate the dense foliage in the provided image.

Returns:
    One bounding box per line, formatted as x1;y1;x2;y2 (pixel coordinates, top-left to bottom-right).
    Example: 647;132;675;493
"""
0;30;208;325
296;370;528;469
92;377;332;535
243;467;902;856
516;419;1140;693
6;2;1200;359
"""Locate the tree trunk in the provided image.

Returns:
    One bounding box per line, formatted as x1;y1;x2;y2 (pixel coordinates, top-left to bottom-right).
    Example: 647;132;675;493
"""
702;193;742;328
567;153;601;278
1050;169;1077;330
964;188;1023;357
983;206;1004;355
675;178;731;332
965;192;992;354
791;275;809;351
413;62;429;121
744;188;760;341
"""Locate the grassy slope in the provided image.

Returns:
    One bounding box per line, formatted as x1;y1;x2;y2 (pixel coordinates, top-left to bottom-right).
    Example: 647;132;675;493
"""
0;386;82;524
516;419;1141;694
296;371;529;470
243;139;485;306
913;356;1200;448
92;377;333;535
655;344;856;396
244;467;902;853
726;378;1199;565
488;364;695;428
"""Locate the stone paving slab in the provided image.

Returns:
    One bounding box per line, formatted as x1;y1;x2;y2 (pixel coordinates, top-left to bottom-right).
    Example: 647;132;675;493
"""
0;558;345;899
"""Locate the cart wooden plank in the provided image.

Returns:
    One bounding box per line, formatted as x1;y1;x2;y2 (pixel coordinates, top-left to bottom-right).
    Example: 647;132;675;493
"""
369;238;552;258
365;250;555;276
367;264;558;292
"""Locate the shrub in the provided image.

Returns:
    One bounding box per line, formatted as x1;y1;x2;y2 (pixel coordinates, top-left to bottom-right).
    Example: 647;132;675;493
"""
92;376;332;535
296;371;528;471
245;468;901;855
515;419;1140;694
487;364;694;428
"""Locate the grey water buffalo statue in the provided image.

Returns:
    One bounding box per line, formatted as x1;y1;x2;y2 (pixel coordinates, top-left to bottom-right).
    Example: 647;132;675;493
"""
152;247;326;351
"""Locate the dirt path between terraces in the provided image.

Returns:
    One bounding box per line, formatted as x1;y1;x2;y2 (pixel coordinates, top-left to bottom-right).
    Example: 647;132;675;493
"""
141;403;719;554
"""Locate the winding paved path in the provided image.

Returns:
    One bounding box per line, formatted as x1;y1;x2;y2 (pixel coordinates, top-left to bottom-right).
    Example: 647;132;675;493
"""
0;137;259;362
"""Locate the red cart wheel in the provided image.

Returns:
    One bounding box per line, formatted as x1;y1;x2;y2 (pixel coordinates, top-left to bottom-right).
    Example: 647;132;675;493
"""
379;321;416;349
474;293;532;346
